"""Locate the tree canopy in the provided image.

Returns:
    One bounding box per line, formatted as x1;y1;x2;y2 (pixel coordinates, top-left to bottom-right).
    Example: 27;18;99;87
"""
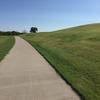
30;27;38;33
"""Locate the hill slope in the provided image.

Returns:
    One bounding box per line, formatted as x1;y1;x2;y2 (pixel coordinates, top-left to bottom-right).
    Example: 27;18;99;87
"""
22;23;100;100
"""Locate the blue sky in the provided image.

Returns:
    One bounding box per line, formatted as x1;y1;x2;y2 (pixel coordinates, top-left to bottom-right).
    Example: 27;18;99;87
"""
0;0;100;32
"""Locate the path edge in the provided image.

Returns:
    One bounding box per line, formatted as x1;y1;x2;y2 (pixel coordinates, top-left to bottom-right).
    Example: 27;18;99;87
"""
21;37;85;100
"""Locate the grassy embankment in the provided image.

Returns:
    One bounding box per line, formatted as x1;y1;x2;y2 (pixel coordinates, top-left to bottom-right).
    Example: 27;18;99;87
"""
22;23;100;100
0;36;15;61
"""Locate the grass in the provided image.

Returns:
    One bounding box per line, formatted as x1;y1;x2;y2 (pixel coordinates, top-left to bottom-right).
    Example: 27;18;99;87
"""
0;36;15;61
21;23;100;100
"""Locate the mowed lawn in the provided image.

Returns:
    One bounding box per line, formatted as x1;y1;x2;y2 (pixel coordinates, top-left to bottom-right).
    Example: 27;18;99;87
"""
22;24;100;100
0;36;15;61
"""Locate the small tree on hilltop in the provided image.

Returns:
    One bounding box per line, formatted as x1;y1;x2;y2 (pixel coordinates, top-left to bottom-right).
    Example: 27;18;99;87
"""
30;27;38;33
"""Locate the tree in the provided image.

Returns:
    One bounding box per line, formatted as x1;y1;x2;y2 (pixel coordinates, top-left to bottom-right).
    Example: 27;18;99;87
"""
30;27;38;33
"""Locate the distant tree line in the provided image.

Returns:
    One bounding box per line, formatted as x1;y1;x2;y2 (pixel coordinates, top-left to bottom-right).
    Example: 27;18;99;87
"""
0;26;38;36
0;31;24;36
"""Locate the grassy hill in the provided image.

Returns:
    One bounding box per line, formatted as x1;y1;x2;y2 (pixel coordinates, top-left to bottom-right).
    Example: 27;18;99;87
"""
0;36;15;61
22;23;100;100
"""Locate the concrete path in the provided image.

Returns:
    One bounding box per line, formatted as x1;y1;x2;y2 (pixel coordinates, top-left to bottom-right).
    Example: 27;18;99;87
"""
0;37;80;100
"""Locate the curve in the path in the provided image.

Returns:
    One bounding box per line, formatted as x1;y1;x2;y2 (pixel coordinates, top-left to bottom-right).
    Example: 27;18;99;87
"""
0;36;80;100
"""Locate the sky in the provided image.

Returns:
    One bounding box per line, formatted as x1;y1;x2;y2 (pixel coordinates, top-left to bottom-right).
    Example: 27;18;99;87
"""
0;0;100;32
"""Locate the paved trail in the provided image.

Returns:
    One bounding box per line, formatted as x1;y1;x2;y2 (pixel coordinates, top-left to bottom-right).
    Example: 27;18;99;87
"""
0;37;80;100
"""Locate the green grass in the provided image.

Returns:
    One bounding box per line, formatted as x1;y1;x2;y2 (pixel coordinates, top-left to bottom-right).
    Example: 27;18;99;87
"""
0;36;15;61
21;23;100;100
